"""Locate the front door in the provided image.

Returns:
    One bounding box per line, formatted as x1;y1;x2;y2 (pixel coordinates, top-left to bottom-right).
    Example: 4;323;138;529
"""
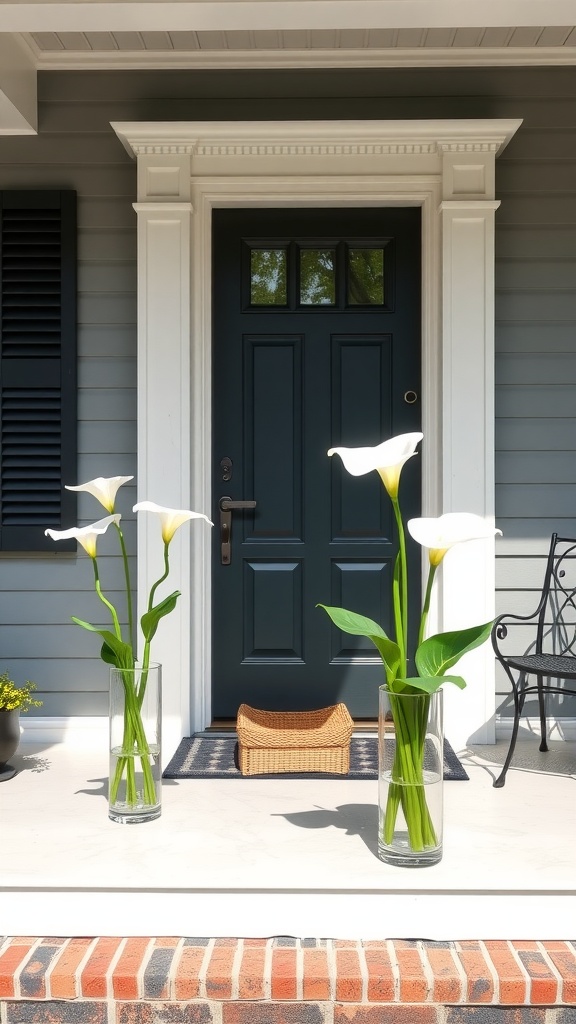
212;207;421;720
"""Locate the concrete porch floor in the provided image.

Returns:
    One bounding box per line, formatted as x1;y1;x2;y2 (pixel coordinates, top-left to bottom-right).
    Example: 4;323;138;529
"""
1;731;575;940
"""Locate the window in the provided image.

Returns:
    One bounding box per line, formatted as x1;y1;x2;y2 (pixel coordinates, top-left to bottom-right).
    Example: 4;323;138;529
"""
0;190;77;551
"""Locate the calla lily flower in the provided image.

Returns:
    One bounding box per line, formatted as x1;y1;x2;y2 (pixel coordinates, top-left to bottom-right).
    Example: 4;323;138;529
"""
328;433;423;499
408;512;502;566
65;476;134;513
133;501;213;544
45;515;121;559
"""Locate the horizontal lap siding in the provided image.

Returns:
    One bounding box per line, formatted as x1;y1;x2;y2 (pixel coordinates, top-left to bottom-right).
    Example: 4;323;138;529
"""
0;97;137;716
0;66;573;718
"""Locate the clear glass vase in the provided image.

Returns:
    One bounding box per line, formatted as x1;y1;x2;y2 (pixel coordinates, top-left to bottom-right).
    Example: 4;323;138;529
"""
109;662;162;824
378;685;443;867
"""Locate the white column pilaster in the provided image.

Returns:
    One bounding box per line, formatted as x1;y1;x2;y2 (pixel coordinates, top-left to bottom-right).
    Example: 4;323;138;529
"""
133;152;194;758
439;143;500;747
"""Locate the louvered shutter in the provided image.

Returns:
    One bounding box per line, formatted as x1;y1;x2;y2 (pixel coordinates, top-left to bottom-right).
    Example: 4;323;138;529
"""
0;190;77;551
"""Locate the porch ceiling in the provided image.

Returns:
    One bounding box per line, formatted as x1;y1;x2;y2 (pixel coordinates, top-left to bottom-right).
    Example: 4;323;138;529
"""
3;733;576;939
2;0;576;70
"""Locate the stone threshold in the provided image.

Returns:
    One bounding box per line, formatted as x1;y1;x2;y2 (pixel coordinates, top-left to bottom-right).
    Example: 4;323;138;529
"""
1;937;576;1022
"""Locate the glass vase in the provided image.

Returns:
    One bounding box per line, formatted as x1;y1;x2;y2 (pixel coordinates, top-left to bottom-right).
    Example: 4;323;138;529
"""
109;662;162;824
378;685;443;867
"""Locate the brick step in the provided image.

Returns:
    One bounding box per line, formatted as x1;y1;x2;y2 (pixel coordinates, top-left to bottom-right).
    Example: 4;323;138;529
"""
1;937;576;1022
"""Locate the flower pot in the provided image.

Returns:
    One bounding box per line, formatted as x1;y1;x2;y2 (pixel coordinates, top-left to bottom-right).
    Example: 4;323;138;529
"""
378;686;443;867
0;709;21;782
109;663;162;823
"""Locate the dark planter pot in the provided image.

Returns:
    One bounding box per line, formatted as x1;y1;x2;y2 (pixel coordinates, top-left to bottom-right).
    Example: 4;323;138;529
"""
0;708;20;781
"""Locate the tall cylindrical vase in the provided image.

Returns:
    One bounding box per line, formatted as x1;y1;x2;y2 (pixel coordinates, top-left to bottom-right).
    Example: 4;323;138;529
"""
378;686;443;867
109;662;162;824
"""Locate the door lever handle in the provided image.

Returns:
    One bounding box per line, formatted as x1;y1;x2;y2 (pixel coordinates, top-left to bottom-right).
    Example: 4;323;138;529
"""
219;495;257;565
219;497;257;512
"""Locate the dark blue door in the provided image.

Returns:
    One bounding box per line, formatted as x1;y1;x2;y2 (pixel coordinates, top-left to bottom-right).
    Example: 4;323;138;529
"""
212;208;421;719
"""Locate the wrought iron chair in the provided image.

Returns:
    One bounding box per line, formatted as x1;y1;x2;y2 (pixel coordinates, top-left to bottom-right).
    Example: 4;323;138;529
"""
491;533;576;787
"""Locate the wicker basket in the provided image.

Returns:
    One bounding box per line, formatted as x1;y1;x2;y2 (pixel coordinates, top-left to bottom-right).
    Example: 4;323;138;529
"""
236;703;353;776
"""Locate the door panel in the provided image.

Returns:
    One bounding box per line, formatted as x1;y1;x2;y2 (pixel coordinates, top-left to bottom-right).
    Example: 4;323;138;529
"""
212;208;421;719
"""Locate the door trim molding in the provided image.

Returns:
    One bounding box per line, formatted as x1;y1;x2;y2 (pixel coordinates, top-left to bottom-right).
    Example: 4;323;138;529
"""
112;118;522;751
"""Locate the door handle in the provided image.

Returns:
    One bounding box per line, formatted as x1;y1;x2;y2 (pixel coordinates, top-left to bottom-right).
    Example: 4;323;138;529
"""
219;496;257;565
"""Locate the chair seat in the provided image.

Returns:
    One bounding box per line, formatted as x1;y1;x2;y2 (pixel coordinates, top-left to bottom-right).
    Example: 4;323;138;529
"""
506;652;576;678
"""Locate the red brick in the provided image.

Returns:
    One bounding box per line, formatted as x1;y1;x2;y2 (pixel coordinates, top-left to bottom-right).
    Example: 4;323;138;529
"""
19;942;62;998
237;940;267;1000
49;937;94;1000
424;945;463;1003
5;1001;107;1023
112;938;151;1000
80;936;123;998
223;1005;324;1024
173;943;206;1000
513;948;558;1004
542;942;576;1002
116;1004;214;1023
270;946;297;1000
205;938;237;999
484;940;527;1004
395;944;429;1003
335;947;363;1002
335;1007;438;1023
364;944;395;1002
0;938;37;998
456;941;494;1003
445;1011;546;1023
302;946;331;1001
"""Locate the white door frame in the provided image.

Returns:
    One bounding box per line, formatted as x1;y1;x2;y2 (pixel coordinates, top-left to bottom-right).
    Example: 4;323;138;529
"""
112;118;522;754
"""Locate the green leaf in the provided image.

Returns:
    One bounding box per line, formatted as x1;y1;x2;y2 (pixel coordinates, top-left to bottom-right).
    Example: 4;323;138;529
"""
100;641;118;667
415;621;494;679
71;618;134;668
398;674;467;694
316;604;401;685
140;590;181;643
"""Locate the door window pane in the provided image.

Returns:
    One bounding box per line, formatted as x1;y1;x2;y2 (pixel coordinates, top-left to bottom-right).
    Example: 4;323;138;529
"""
299;248;336;305
250;248;287;305
348;248;385;305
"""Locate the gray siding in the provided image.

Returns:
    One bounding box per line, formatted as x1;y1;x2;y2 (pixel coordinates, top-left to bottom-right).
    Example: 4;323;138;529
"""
0;66;574;718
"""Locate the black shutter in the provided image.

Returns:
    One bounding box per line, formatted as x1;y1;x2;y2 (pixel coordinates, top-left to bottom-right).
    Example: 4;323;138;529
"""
0;190;77;551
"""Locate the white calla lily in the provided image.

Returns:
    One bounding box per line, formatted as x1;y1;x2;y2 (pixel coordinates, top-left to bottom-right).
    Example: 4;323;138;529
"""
45;514;121;559
328;432;423;499
65;476;134;513
133;501;213;544
408;512;502;566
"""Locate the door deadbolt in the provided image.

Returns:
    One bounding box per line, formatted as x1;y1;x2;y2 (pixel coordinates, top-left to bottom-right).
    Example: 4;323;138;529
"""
403;390;418;405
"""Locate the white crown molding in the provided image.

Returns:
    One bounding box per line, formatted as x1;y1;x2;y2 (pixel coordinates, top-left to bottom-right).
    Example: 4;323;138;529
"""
28;45;576;72
112;119;523;163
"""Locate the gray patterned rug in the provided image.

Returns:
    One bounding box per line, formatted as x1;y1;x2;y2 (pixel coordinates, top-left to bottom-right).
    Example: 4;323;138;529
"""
163;734;469;780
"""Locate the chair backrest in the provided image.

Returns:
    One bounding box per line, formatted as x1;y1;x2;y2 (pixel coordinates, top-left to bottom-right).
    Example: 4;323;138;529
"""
536;534;576;656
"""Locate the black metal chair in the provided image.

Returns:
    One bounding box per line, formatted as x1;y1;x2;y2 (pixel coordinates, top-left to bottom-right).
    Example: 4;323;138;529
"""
491;533;576;787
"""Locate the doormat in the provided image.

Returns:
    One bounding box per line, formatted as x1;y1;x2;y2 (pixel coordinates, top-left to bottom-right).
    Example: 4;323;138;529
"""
163;735;469;781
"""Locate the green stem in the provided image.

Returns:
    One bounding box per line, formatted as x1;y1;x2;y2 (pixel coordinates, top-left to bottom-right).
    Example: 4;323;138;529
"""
91;558;122;640
392;498;408;677
383;691;438;851
114;520;133;644
418;563;438;649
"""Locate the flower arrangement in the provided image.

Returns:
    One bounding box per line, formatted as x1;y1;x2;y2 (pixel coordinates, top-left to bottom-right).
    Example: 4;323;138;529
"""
0;672;42;713
45;476;212;815
318;433;501;856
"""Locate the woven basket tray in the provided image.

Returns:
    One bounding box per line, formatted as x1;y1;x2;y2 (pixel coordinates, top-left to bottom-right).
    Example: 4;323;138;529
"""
236;702;353;776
